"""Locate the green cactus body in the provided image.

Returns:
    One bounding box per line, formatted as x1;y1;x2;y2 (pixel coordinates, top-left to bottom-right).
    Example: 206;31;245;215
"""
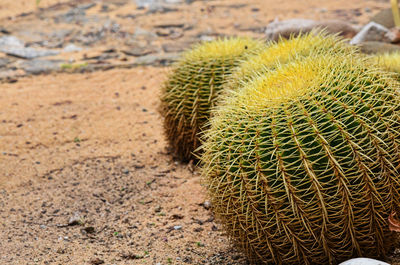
226;32;356;92
161;37;267;161
201;54;400;264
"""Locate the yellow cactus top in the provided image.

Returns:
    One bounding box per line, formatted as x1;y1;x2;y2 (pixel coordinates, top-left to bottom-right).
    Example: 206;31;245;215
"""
373;51;400;74
181;37;266;62
239;61;317;108
228;31;353;90
221;53;375;110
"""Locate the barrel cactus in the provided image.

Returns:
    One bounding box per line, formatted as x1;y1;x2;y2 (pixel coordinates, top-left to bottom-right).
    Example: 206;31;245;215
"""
201;53;400;264
226;31;355;91
160;37;267;161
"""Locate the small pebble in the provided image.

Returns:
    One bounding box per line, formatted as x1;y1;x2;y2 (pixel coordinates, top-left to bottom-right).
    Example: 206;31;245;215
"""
154;205;162;213
194;227;203;232
203;200;212;210
81;226;95;234
173;225;182;230
90;258;105;265
68;212;82;226
339;258;390;265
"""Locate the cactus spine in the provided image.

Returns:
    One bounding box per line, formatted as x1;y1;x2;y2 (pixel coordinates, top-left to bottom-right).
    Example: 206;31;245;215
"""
201;53;400;265
161;37;267;161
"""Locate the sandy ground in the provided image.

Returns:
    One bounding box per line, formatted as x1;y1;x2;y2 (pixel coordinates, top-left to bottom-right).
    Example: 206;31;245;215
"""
1;0;399;264
0;68;248;264
0;67;253;264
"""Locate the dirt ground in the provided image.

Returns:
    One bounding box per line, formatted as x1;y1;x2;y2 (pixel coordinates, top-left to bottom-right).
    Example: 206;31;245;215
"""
0;0;398;264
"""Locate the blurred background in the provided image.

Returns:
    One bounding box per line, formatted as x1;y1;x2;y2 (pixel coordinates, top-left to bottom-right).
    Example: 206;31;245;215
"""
0;0;391;81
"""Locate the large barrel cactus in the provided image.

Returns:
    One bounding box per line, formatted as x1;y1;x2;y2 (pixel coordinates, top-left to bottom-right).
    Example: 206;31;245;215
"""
201;53;400;264
160;37;267;161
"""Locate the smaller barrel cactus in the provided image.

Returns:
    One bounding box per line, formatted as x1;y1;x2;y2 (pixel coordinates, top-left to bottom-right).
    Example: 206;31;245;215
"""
160;37;267;161
201;53;400;265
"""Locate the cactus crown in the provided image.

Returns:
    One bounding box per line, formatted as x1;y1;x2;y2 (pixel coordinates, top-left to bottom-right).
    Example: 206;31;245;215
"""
227;31;355;91
373;51;400;74
202;53;400;264
181;37;264;61
233;60;317;108
161;37;267;161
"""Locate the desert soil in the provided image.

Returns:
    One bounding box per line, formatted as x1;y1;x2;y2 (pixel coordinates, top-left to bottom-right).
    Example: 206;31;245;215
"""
0;0;398;264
